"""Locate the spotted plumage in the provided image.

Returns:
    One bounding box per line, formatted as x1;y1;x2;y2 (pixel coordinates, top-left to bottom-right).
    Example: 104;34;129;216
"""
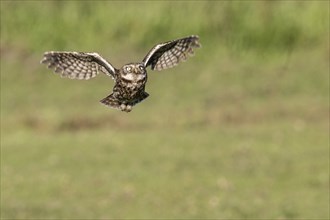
41;35;201;112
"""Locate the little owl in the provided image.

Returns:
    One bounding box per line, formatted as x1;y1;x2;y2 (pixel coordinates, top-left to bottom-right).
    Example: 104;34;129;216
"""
40;35;201;112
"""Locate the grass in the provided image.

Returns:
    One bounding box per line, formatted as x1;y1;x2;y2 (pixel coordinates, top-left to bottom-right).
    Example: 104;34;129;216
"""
1;1;329;219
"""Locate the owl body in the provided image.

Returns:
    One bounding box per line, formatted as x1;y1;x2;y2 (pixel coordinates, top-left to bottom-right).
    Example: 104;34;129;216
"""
104;63;149;111
41;36;200;112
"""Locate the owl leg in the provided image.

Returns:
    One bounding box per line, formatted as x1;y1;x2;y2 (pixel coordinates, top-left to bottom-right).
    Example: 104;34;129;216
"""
124;104;132;112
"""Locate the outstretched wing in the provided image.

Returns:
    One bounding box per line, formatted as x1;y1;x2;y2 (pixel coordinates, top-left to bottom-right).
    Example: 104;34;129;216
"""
40;51;117;80
142;35;201;71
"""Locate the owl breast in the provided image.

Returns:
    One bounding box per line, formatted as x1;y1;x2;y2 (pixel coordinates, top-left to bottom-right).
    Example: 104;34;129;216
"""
115;78;146;103
121;76;146;93
112;63;148;102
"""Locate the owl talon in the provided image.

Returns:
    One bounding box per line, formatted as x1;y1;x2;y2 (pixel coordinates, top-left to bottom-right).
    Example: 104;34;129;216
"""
119;104;132;112
125;105;132;112
120;104;126;111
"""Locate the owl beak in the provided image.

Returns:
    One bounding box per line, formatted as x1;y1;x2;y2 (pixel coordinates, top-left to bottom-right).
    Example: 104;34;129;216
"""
134;68;139;74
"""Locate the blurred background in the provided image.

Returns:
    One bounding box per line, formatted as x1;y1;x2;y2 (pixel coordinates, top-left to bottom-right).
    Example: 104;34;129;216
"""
1;1;329;219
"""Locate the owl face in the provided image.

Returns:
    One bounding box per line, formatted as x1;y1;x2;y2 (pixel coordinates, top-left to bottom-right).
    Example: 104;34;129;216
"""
120;63;147;82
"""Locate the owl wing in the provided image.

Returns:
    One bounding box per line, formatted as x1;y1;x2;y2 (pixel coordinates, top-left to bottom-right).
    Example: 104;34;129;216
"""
142;35;201;71
40;51;117;80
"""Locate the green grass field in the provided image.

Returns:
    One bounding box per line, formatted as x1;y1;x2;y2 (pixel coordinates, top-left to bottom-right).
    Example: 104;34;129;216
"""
1;1;329;219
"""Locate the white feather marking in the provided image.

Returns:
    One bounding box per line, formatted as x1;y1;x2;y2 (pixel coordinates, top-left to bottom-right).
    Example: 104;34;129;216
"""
121;73;135;81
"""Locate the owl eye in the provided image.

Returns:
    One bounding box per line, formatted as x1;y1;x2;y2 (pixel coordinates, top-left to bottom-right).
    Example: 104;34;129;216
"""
139;65;144;71
125;66;132;72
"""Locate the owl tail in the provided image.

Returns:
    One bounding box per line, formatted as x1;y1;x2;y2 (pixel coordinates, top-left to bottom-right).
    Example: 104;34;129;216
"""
100;93;122;110
100;92;149;112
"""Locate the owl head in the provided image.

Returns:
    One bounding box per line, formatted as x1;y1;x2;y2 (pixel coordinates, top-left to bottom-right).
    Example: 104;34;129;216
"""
120;63;146;82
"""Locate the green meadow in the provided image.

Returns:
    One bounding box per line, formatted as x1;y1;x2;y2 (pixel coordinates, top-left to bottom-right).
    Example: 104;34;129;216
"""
1;1;329;219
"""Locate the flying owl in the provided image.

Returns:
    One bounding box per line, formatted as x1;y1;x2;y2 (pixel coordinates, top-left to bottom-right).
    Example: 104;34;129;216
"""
40;35;201;112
